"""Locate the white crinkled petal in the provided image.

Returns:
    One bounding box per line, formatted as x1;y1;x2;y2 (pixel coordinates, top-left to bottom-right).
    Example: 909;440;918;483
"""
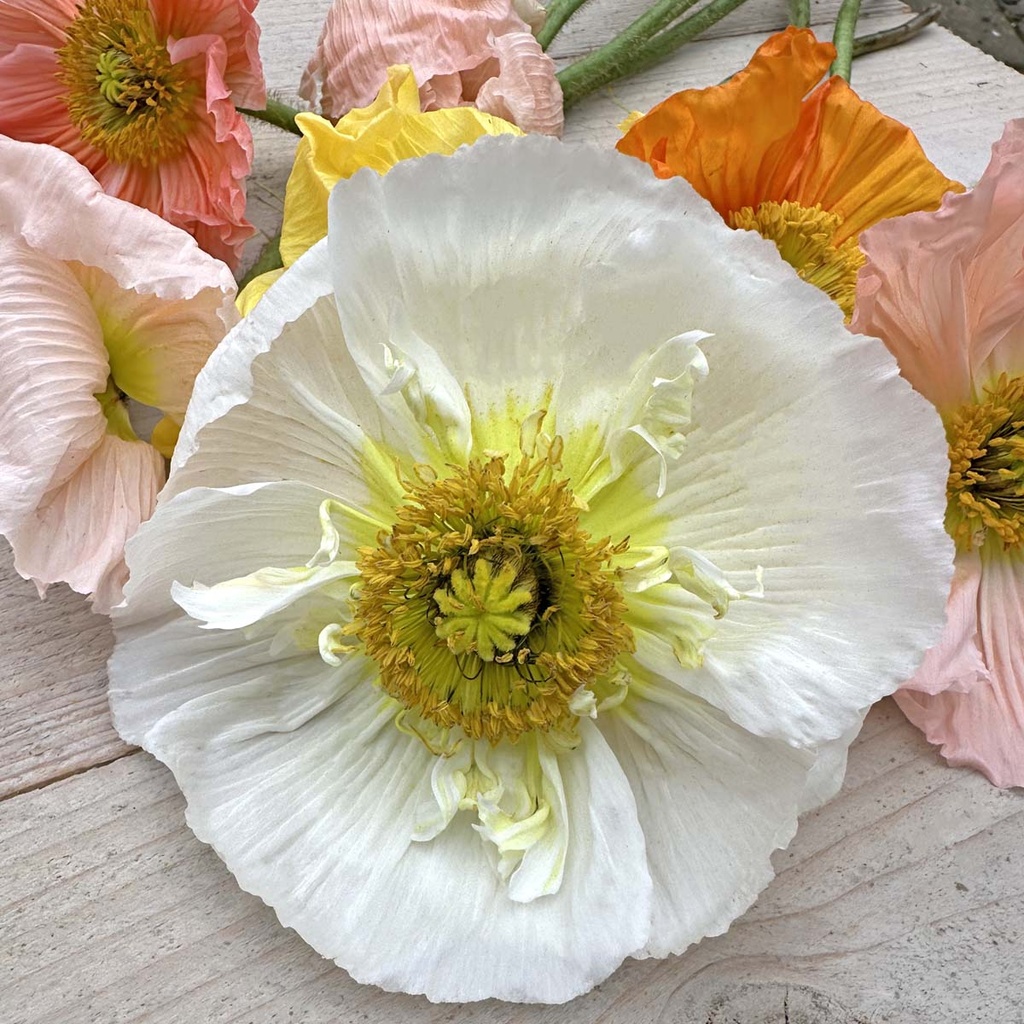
799;710;866;815
172;496;362;631
111;481;347;743
172;561;358;631
596;330;710;500
327;137;732;443
599;669;813;958
596;305;953;745
167;243;411;513
108;136;954;1001
141;678;650;1003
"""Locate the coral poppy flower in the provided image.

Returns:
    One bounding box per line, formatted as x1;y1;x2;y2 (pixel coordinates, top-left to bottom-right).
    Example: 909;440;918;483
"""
617;27;960;318
238;65;522;313
0;0;265;270
0;137;236;612
300;0;563;137
853;119;1024;788
108;137;951;1001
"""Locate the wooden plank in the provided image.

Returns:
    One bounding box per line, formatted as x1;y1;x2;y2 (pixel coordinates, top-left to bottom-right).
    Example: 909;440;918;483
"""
546;0;910;60
0;547;130;801
1;702;1021;1023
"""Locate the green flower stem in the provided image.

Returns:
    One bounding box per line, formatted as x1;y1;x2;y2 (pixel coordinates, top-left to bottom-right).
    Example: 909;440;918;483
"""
536;0;593;50
789;0;811;28
611;0;756;88
238;97;303;136
556;0;705;101
558;0;750;110
852;4;941;59
830;0;863;80
238;233;283;290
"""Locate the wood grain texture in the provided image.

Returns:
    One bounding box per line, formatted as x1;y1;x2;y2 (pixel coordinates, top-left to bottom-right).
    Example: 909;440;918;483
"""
0;547;130;801
1;702;1021;1023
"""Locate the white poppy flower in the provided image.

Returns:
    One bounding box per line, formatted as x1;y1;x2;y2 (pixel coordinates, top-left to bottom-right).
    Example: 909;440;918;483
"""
108;136;953;1004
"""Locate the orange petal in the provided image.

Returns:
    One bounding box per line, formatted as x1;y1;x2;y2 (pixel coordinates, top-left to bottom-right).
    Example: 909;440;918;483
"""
616;27;834;216
775;77;961;243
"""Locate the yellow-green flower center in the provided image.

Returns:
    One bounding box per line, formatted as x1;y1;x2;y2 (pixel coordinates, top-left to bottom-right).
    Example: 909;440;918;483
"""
946;373;1024;550
729;200;866;320
56;0;195;167
433;557;538;663
354;449;634;743
94;376;137;440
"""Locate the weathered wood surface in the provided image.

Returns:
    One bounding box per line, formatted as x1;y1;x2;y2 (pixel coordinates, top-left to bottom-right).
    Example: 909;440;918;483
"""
0;548;130;802
2;1;1024;1020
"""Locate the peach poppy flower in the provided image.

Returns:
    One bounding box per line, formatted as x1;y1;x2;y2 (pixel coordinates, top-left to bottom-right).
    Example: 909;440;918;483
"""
0;0;266;270
852;119;1024;788
0;137;236;612
617;27;960;319
299;0;563;137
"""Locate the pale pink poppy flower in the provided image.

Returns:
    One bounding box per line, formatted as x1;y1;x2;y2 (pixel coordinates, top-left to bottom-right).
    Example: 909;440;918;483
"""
0;137;237;613
299;0;563;137
0;0;265;270
852;118;1024;787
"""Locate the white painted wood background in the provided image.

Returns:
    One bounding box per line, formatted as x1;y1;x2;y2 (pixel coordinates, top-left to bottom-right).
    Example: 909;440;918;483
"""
3;2;1024;1021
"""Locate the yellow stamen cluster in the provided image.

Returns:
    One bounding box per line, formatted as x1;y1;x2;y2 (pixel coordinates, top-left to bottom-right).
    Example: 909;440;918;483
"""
354;451;634;743
729;200;866;320
57;0;194;167
946;373;1024;550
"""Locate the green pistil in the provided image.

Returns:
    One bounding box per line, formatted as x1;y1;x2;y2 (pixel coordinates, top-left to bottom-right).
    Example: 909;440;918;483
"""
94;377;137;441
96;49;133;106
434;559;535;662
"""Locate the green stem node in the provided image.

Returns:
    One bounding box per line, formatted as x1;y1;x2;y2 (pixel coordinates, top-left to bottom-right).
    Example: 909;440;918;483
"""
238;96;303;136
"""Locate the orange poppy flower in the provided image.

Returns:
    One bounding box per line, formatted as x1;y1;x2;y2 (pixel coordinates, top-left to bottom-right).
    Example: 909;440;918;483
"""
617;27;961;318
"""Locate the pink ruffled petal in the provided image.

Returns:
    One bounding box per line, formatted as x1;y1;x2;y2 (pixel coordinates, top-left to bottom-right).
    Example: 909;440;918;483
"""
959;118;1024;385
854;117;1024;412
159;35;256;269
299;0;536;121
901;550;989;696
150;0;266;109
7;434;165;613
0;136;237;312
0;240;107;535
0;0;77;50
0;44;101;168
473;30;563;137
896;545;1024;788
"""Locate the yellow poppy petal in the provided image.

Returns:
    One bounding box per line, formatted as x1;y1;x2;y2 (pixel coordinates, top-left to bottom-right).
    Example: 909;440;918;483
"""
279;65;521;268
150;414;181;459
236;268;286;316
